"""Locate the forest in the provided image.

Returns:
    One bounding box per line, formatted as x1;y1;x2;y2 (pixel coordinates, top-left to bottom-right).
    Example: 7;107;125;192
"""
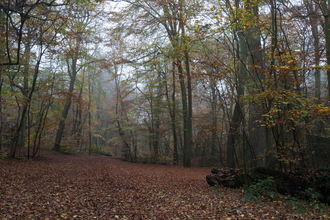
1;0;330;218
1;0;330;169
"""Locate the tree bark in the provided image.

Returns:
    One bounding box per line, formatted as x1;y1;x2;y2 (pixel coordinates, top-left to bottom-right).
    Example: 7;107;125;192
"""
53;56;78;152
165;62;178;165
323;0;330;102
211;77;217;164
227;29;247;168
184;50;192;167
178;61;190;167
247;0;265;167
88;73;92;155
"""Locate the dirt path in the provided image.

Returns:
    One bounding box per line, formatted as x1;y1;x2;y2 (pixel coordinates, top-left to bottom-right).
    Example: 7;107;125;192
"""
0;152;328;219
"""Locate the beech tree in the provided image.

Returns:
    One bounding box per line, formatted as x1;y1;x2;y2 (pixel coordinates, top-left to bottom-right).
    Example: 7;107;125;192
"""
53;3;99;152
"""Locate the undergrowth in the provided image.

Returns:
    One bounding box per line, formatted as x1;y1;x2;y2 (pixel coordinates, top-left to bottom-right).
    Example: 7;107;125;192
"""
244;177;329;217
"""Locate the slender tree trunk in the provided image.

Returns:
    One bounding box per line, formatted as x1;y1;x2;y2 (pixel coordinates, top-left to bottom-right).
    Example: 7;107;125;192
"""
53;56;78;152
306;1;321;101
114;65;131;160
149;96;155;157
133;135;137;161
152;72;162;159
88;75;92;155
313;30;321;101
181;19;192;167
27;104;31;159
171;63;178;165
165;62;178;165
324;0;330;102
177;61;190;167
211;78;217;164
227;29;247;168
153;116;159;159
227;102;244;168
184;50;192;167
77;107;82;149
21;39;31;154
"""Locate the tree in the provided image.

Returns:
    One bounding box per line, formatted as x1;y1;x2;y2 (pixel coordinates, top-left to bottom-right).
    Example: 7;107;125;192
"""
53;3;98;152
107;0;206;166
4;3;64;157
246;0;265;167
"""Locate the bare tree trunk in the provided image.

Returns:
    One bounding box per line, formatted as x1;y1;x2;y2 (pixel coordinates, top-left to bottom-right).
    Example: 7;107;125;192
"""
323;0;330;102
305;0;321;101
20;39;31;155
181;18;192;167
171;63;178;165
165;62;178;165
177;61;190;167
227;15;247;168
88;74;92;155
227;102;244;168
313;24;321;101
247;0;265;167
53;56;78;152
184;50;192;167
211;78;217;164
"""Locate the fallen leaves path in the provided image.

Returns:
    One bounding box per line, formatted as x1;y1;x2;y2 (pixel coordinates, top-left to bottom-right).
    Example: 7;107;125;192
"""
0;152;328;219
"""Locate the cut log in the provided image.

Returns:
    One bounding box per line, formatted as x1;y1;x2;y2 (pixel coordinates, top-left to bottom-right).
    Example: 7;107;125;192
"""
206;168;243;188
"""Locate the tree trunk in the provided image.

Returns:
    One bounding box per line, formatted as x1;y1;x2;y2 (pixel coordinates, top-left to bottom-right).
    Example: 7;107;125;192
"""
178;61;190;167
211;77;217;164
165;62;178;165
313;23;321;101
304;0;321;101
21;39;31;154
184;50;192;167
88;75;92;155
171;62;178;165
227;12;247;168
324;0;330;102
53;56;78;152
247;0;265;167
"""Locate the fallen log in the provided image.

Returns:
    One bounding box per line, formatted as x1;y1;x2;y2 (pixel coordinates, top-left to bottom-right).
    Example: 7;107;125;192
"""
206;168;243;188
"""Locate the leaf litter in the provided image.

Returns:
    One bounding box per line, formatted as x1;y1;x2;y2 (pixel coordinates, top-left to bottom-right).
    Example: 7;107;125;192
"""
0;151;329;219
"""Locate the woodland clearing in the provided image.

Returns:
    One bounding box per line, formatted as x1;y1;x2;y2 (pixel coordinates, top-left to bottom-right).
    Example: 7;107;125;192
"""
0;151;329;219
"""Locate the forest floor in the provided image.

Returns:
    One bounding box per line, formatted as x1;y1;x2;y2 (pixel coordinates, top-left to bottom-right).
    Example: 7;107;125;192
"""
0;151;329;219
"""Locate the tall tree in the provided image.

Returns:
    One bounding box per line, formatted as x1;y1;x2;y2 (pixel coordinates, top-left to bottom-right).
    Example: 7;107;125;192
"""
53;4;95;151
108;0;201;166
246;0;265;167
322;0;330;102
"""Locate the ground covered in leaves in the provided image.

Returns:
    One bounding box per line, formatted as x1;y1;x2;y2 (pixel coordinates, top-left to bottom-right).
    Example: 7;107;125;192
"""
1;152;329;219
